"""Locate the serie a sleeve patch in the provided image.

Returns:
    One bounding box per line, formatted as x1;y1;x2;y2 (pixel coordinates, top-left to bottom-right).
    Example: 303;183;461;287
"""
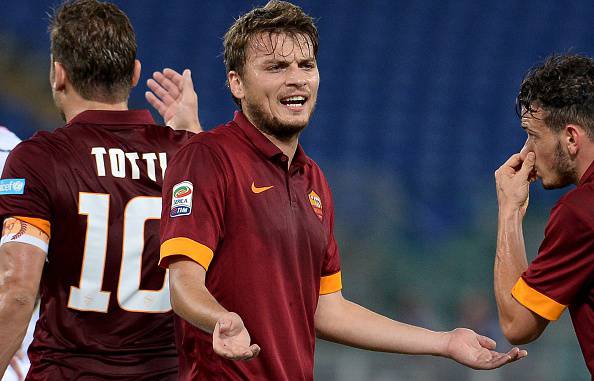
170;181;193;217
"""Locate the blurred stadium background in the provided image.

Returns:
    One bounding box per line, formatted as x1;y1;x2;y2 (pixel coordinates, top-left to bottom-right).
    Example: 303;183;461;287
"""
1;0;591;379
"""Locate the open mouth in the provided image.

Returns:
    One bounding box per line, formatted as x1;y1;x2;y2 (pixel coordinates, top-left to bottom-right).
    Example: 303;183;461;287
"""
280;96;307;109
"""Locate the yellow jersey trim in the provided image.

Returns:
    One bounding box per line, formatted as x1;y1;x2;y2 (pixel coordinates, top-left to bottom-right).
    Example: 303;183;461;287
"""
160;237;214;271
511;277;566;321
320;271;342;295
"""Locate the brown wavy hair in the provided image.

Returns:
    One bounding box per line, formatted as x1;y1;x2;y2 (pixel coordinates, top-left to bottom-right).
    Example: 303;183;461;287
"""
49;0;136;103
517;54;594;139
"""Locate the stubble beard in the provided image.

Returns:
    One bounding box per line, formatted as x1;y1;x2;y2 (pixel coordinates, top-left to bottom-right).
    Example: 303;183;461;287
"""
243;99;315;142
543;141;578;189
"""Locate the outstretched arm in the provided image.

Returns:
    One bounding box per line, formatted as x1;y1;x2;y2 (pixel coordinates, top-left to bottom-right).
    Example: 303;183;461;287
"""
168;258;260;360
315;291;526;370
146;68;202;133
0;237;45;376
494;151;549;344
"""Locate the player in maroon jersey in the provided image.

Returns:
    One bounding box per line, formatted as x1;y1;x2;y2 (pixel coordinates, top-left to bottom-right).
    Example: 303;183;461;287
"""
0;1;199;379
149;1;526;380
495;54;594;379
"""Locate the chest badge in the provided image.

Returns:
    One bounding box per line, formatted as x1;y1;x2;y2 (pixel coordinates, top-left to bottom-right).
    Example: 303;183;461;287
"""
308;190;323;221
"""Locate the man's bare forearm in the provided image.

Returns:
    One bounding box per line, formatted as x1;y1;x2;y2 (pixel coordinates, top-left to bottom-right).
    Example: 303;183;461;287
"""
315;293;448;356
494;208;528;330
168;260;228;333
0;296;34;375
0;241;44;375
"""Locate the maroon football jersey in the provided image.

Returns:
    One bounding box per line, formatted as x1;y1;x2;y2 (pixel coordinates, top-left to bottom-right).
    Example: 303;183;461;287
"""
512;161;594;378
0;110;192;380
160;111;342;381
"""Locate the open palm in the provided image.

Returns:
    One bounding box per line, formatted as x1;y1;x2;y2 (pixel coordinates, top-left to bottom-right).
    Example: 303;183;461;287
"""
145;68;202;132
446;328;527;370
213;312;261;361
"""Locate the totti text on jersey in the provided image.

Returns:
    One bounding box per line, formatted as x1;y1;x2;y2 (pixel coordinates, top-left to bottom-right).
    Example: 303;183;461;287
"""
91;147;168;181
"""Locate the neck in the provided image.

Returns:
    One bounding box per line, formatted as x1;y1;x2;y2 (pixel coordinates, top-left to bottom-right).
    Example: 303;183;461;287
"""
576;150;594;183
61;93;129;123
241;111;300;167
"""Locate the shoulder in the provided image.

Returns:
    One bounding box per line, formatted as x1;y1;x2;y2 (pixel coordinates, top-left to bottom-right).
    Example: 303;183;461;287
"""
547;188;594;232
174;123;237;159
9;132;54;158
307;158;331;189
555;184;594;218
144;123;195;142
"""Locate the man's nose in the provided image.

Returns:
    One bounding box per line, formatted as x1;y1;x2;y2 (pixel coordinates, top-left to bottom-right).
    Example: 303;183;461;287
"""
285;66;307;87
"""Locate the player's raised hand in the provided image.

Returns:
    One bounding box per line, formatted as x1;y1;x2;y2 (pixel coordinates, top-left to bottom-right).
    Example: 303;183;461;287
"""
213;312;261;361
494;150;536;215
444;328;527;370
145;68;202;133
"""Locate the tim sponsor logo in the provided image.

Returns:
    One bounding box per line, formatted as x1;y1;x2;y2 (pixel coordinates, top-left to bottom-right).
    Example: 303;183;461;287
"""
170;181;193;217
0;179;25;195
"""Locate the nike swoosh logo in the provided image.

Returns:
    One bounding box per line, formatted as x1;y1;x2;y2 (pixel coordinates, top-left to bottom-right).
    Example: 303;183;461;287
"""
251;182;274;194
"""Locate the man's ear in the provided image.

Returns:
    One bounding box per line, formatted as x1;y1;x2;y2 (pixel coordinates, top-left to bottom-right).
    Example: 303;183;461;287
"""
51;61;68;92
228;71;244;101
565;124;582;156
131;59;141;88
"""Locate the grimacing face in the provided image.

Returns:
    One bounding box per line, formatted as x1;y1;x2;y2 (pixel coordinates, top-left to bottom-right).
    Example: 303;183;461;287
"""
231;32;320;141
521;107;577;189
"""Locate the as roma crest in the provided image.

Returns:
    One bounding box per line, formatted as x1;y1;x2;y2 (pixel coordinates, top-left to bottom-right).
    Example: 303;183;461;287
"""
308;190;323;221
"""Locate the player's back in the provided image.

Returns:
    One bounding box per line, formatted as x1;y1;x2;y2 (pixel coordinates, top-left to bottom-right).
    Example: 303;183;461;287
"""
0;110;191;380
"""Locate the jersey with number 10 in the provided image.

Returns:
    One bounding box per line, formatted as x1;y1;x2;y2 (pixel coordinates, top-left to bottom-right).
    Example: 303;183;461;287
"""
0;110;191;380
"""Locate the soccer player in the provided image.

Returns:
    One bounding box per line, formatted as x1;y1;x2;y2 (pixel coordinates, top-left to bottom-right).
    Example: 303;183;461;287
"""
494;54;594;379
154;1;526;379
0;0;199;379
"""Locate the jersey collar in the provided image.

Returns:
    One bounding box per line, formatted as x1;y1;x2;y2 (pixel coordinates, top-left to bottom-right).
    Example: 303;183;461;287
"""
232;111;311;169
68;109;156;126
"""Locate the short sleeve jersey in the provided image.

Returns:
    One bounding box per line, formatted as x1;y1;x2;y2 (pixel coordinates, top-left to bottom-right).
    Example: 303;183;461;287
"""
512;161;594;377
0;110;192;380
160;111;342;381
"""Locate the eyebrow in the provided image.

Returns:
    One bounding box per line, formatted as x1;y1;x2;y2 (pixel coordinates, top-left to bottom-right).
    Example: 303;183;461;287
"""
299;58;316;64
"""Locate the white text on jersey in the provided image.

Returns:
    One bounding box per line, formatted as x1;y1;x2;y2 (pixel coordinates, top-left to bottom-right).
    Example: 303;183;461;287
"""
91;147;167;181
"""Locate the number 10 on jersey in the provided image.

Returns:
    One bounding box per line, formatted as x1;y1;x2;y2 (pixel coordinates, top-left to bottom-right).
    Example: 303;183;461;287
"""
68;193;171;313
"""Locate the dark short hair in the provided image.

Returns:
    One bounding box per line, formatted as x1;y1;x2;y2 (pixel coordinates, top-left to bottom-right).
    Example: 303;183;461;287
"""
517;54;594;139
49;0;137;103
223;0;319;107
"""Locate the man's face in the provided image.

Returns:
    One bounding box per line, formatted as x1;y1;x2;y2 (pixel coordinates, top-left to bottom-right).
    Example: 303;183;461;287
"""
521;107;577;189
235;32;319;140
